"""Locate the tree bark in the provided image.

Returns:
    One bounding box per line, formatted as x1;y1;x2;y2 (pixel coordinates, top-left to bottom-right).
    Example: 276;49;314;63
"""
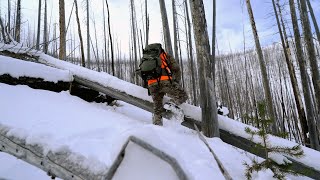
74;0;85;67
306;0;320;44
14;0;21;42
298;0;320;150
105;0;114;76
86;0;90;68
130;0;138;83
184;0;197;105
273;0;309;144
189;0;219;137
7;0;10;36
246;0;278;134
0;17;8;43
172;0;179;60
43;0;48;53
59;0;66;60
211;0;216;87
145;0;149;46
36;0;41;50
159;0;173;56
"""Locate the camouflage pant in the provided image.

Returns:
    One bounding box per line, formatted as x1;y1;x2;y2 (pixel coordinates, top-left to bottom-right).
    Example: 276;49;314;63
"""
148;80;188;126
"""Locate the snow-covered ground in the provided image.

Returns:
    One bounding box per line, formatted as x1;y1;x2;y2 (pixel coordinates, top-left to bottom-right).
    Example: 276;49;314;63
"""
0;44;319;179
1;83;312;180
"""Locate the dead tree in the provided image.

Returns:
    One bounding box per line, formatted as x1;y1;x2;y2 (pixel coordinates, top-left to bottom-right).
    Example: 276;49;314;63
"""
211;0;216;88
14;0;21;42
246;0;278;134
184;0;197;105
105;0;114;76
189;0;219;137
7;0;11;36
272;0;309;144
43;0;48;53
159;0;173;56
130;0;138;83
145;0;149;46
74;0;85;67
298;0;320;150
0;17;8;43
86;0;90;68
306;0;320;44
102;0;107;71
172;0;179;61
36;0;41;50
59;0;66;60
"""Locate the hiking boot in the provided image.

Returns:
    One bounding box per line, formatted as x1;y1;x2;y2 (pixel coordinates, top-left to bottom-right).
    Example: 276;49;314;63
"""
153;115;163;126
153;120;163;126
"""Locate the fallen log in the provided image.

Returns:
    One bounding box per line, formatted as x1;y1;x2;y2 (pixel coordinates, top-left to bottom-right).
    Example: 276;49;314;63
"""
0;124;108;180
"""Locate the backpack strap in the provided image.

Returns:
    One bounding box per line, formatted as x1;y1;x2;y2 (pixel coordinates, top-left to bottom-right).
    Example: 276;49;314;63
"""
160;52;172;84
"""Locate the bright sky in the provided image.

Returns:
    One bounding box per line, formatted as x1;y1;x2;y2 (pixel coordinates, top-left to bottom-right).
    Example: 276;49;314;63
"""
1;0;320;56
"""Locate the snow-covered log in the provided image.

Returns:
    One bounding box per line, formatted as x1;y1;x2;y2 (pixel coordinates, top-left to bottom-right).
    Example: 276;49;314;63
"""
0;124;107;180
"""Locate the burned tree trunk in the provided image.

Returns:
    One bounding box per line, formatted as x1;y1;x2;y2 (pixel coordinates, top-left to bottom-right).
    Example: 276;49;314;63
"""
189;0;219;137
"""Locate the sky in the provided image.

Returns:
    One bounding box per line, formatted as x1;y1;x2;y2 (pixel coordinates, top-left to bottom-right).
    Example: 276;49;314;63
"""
1;0;320;56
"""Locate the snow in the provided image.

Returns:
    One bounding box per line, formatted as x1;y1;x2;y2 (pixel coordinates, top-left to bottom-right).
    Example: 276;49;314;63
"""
0;55;73;82
112;142;179;180
0;44;319;179
0;83;223;179
0;83;314;180
218;115;320;171
0;152;61;180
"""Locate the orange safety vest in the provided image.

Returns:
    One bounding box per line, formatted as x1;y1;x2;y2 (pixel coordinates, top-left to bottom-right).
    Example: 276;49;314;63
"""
147;52;172;85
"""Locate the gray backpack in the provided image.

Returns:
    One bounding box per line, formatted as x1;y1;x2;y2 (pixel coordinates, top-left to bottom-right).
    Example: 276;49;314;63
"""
137;43;171;81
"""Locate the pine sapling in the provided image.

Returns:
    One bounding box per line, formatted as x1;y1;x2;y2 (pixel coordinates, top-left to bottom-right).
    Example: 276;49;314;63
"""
244;101;304;180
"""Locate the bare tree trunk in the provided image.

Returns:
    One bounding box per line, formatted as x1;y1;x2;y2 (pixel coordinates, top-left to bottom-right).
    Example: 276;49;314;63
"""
246;0;278;134
43;0;48;53
86;0;90;68
93;17;100;72
211;0;216;88
172;0;179;61
298;0;320;150
159;0;173;56
105;0;114;76
59;0;66;60
0;17;8;43
103;0;107;71
36;0;41;50
130;0;138;83
7;0;10;36
273;0;309;144
14;0;21;42
306;0;320;44
74;0;85;67
189;0;219;137
184;0;197;105
145;0;149;46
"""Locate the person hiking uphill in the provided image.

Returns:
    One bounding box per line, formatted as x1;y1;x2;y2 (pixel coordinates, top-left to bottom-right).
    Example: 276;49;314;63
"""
136;43;188;126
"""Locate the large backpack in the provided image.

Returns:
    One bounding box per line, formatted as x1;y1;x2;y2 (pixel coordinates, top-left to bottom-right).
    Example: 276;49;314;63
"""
137;43;171;82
